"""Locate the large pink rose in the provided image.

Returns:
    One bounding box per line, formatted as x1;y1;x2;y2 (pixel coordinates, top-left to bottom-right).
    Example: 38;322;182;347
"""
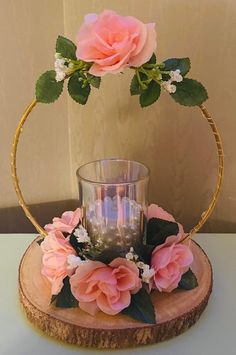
70;257;141;316
151;243;193;292
76;10;156;76
44;208;81;234
41;231;76;295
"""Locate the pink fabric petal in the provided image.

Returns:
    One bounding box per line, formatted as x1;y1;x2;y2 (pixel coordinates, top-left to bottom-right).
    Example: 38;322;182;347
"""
146;204;175;222
129;23;156;67
79;300;100;316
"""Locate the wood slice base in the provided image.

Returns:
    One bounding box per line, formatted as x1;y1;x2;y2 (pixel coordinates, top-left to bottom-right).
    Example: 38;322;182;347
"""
19;238;212;349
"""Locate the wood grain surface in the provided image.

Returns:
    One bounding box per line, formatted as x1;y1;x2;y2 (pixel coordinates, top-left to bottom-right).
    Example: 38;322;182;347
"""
19;238;212;348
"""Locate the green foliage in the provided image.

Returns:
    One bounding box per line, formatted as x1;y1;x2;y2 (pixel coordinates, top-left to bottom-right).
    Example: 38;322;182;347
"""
130;75;142;95
68;72;91;104
56;35;77;60
51;277;78;308
146;218;179;246
140;80;161;107
171;78;208;106
163;57;191;77
122;287;156;324
35;70;64;103
146;53;157;65
130;72;147;96
87;73;101;88
178;269;198;290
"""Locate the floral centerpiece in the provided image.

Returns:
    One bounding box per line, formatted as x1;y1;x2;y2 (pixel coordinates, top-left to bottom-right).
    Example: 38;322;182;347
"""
38;204;197;324
25;9;211;325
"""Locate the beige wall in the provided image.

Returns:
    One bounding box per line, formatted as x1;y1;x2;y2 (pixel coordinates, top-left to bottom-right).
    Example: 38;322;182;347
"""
0;0;72;207
1;0;236;232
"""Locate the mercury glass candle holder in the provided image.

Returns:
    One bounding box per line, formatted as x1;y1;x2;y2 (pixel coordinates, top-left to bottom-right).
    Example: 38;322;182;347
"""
77;159;150;250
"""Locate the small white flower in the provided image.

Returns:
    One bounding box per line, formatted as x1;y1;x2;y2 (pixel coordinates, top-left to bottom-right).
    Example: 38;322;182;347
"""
170;69;183;83
54;57;68;82
67;254;82;269
142;266;155;284
162;80;177;93
55;52;62;59
68;62;74;69
55;71;66;82
125;247;138;261
136;261;145;269
125;252;134;260
74;225;90;244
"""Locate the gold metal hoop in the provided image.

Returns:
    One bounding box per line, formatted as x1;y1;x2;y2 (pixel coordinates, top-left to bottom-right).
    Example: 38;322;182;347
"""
11;100;224;239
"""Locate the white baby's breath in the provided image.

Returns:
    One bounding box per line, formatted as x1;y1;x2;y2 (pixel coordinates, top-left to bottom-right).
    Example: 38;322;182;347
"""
67;254;83;269
125;247;138;261
74;225;90;243
141;265;155;284
170;69;183;83
162;80;177;93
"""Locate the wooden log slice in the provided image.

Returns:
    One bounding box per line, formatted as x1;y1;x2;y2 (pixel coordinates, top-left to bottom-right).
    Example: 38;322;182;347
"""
19;238;212;349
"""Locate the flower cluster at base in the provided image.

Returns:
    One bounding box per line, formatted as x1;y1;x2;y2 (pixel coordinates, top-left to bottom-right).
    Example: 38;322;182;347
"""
35;9;208;108
38;204;198;324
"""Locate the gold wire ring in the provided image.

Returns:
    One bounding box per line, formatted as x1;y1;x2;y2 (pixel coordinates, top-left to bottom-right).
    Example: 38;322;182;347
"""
11;100;224;239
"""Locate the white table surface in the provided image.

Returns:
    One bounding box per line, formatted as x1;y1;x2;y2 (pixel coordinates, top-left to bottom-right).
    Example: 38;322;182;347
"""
0;233;236;355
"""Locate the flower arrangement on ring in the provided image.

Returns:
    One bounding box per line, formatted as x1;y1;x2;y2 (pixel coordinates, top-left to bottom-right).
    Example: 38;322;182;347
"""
35;10;208;108
38;204;198;324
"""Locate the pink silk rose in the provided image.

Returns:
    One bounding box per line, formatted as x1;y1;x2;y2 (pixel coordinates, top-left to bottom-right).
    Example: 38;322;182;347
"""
76;10;156;76
151;243;193;292
147;204;186;246
41;231;76;295
70;257;142;316
44;208;81;234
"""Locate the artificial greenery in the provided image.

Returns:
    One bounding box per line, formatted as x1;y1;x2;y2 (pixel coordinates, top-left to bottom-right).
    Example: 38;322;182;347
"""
35;35;208;107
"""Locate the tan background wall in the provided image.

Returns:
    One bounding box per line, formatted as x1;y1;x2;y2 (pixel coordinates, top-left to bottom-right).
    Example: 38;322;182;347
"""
1;0;236;232
0;0;72;207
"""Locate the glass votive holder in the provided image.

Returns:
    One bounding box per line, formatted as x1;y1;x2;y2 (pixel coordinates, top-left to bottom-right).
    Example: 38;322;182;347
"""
77;159;150;251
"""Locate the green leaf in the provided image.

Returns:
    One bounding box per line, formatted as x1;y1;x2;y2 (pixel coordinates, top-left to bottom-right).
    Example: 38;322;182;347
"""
94;247;127;264
56;35;77;60
87;73;101;89
139;80;161;107
122;287;156;324
163;57;191;77
178;269;198;290
130;73;147;96
171;78;208;106
36;70;64;103
52;277;78;308
68;72;91;104
146;218;179;246
146;53;157;65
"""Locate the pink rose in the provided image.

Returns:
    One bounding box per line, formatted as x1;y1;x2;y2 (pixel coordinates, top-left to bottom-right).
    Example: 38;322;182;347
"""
70;257;142;316
151;243;193;292
147;204;175;222
41;231;76;295
76;10;156;76
44;208;81;234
